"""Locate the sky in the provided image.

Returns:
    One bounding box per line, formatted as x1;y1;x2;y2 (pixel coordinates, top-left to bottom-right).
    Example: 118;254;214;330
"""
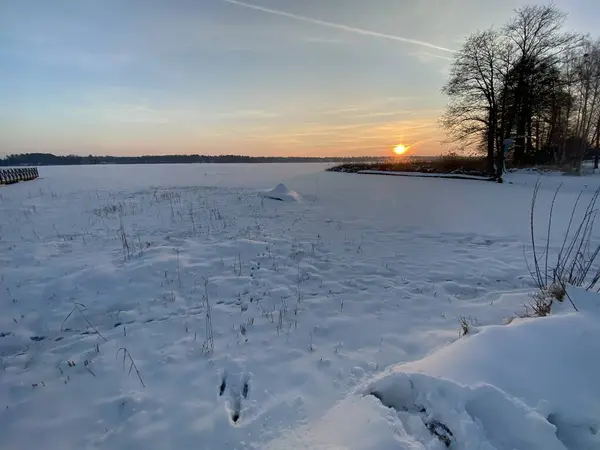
1;0;598;157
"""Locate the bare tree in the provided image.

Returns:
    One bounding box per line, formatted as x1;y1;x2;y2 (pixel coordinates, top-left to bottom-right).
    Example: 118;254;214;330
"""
574;40;600;144
441;30;505;176
504;4;580;165
442;4;596;171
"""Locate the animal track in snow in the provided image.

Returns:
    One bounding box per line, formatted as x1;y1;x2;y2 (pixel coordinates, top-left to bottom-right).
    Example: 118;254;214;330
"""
218;370;227;397
218;369;252;424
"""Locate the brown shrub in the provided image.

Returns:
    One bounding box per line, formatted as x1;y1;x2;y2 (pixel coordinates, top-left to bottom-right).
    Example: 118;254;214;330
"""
329;155;489;176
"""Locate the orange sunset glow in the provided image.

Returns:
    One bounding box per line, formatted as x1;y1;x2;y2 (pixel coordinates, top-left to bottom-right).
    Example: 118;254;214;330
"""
394;144;408;155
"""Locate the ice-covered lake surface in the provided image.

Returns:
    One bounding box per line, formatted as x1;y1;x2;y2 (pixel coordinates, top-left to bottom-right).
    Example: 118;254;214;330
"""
1;164;599;449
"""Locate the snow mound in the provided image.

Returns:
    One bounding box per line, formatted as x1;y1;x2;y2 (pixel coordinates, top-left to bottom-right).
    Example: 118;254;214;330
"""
260;183;301;201
267;289;600;450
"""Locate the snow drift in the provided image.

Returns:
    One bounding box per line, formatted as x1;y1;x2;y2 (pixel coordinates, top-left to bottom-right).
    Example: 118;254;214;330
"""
260;183;301;201
267;287;600;450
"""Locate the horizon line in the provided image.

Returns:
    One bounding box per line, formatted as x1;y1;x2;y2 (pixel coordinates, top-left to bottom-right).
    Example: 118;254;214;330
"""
0;152;439;160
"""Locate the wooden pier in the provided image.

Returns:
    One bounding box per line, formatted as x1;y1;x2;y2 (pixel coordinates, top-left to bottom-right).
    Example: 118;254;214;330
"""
0;168;39;185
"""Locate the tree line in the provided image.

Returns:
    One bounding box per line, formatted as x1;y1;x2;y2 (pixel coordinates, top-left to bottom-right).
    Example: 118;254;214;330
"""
442;4;600;179
0;153;379;167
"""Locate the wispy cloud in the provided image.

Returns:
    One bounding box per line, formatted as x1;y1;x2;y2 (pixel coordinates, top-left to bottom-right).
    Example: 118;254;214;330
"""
321;106;362;116
350;110;414;119
411;51;454;63
320;97;418;117
216;109;279;119
299;36;348;45
81;103;173;124
219;0;455;53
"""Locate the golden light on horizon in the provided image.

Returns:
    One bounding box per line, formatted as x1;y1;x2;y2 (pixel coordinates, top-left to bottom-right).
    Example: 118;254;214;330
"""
394;144;407;155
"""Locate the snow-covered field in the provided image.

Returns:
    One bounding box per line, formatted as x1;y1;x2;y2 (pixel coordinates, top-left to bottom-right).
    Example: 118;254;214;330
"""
1;164;599;449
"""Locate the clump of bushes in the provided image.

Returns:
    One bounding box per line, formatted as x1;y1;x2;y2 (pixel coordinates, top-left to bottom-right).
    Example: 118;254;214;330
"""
328;154;489;177
525;181;600;316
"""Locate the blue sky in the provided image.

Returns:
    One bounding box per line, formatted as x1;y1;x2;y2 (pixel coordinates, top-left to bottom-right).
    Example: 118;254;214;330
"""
1;0;598;157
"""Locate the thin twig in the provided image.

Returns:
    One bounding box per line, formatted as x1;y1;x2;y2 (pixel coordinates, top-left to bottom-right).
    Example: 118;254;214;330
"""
201;277;214;354
74;302;108;341
556;189;584;281
61;308;76;332
116;348;146;388
553;270;579;312
530;180;543;288
545;183;562;286
61;302;108;341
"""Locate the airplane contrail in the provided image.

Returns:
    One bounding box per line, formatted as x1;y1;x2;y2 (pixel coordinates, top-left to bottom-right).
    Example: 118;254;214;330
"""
219;0;455;53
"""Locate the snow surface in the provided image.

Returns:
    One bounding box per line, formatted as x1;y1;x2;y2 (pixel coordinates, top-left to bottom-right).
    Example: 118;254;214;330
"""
1;164;599;449
268;307;600;449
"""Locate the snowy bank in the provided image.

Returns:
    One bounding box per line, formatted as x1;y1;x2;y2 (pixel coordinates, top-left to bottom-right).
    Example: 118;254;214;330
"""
358;170;492;181
268;287;600;449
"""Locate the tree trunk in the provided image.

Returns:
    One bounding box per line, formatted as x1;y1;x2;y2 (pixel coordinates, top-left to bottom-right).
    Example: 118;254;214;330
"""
527;113;534;159
487;108;496;176
514;97;526;165
535;119;540;154
515;117;527;166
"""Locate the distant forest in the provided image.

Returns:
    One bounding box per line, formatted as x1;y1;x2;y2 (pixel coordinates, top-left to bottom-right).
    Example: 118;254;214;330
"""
0;153;382;167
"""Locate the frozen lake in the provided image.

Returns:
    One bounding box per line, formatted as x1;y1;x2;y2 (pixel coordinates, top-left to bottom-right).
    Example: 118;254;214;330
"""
33;163;334;191
1;164;599;449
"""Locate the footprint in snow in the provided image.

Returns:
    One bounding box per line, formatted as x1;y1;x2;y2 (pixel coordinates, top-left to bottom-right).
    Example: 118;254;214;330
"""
218;370;228;397
219;369;251;424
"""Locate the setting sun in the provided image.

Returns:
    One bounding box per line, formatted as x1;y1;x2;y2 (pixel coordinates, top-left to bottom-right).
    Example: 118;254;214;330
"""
394;144;407;155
